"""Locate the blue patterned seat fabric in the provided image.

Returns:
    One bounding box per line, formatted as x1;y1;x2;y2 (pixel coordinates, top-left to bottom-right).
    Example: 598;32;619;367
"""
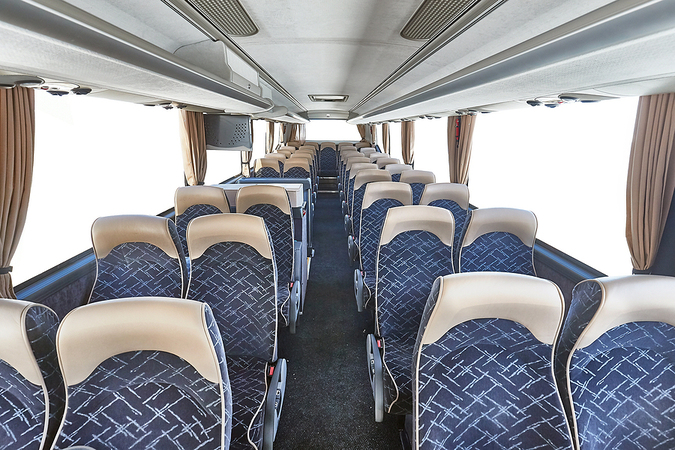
256;166;281;178
351;185;368;240
427;199;469;254
189;240;276;449
359;198;404;308
55;307;231;450
409;183;426;205
377;230;454;415
284;166;310;179
460;231;535;275
320;148;338;176
391;173;402;182
0;304;64;450
414;284;573;449
90;221;186;302
176;203;224;258
244;203;294;327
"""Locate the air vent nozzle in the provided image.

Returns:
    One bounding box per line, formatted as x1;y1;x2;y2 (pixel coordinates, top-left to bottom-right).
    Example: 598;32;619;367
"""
186;0;258;37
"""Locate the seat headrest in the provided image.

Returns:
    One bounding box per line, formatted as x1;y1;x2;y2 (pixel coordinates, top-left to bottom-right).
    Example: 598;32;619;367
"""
419;273;564;346
277;150;293;158
462;208;537;247
400;170;436;184
346;158;372;171
236;184;291;215
354;169;392;190
574;275;675;348
0;299;51;385
291;153;313;162
299;146;316;153
369;153;386;161
349;163;379;178
58;297;222;385
363;182;413;209
266;153;286;160
384;164;413;174
92;215;180;259
341;151;360;162
175;186;230;216
187;213;272;260
280;145;297;152
360;148;376;155
380;205;455;247
321;141;336;147
420;183;470;210
340;146;358;153
283;159;311;172
259;158;282;171
376;157;400;168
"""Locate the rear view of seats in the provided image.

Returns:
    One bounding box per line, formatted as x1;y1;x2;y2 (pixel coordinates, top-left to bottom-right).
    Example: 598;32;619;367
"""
54;297;232;449
384;163;412;182
89;215;187;302
255;157;283;178
186;213;286;450
399;170;436;204
412;273;573;449
420;183;470;264
346;169;392;260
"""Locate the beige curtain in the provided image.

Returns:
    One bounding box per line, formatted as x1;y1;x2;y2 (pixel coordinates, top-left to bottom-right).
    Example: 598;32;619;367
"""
447;115;477;185
370;125;377;147
241;119;253;177
382;123;390;154
299;124;306;145
626;93;675;271
265;120;274;154
180;110;207;185
0;87;35;298
401;121;415;165
356;124;367;142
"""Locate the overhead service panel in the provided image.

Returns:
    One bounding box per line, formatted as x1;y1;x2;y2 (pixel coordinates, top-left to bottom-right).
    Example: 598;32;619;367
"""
204;115;252;152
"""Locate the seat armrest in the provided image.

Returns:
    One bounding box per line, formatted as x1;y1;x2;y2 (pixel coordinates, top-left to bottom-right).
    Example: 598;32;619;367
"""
264;358;287;450
366;334;384;422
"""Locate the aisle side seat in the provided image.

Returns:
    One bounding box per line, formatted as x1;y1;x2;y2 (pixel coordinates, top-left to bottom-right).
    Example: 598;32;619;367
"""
419;183;470;264
399;170;436;205
376;157;400;169
347;169;392;259
385;164;413;182
255;158;283;178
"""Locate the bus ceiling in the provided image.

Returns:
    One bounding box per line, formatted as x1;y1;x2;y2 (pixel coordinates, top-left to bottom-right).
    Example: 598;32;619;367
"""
0;0;674;122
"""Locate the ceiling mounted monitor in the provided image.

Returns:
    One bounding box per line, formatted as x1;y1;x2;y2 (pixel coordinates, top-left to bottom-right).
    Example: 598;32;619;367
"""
309;95;349;102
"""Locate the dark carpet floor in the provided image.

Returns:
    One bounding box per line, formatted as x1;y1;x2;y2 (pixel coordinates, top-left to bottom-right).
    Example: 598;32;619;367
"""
274;193;402;449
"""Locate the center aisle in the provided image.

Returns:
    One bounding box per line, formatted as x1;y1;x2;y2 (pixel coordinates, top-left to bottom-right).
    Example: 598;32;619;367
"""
274;193;402;449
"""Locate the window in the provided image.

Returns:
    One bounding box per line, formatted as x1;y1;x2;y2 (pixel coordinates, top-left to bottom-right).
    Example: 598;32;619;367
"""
414;118;449;182
13;92;184;284
306;120;361;142
469;98;639;275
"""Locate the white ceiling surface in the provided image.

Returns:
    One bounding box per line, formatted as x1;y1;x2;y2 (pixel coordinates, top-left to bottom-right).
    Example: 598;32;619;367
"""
232;0;423;112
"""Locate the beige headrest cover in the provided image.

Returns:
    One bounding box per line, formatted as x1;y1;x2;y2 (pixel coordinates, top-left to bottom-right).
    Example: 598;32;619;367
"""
278;150;292;158
385;164;413;174
175;186;231;216
575;275;675;348
354;169;392;190
236;184;292;216
341;151;360;162
349;163;379;179
266;153;286;161
345;157;370;170
187;213;272;260
463;208;537;248
322;141;337;147
291;153;313;163
279;146;296;152
283;159;311;172
420;273;564;345
304;142;319;149
376;158;400;169
260;158;282;171
0;299;46;385
360;148;376;155
341;146;358;153
380;205;455;247
369;153;386;161
58;298;222;385
400;170;436;184
420;183;470;210
363;182;413;209
92;215;180;259
299;146;316;153
338;143;355;149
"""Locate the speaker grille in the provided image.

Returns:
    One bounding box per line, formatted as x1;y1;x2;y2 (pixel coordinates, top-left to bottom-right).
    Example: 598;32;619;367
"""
401;0;481;41
186;0;258;37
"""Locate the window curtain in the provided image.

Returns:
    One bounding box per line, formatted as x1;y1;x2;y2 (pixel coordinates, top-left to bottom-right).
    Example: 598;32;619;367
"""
401;120;415;165
357;124;367;142
265;120;275;154
370;124;377;147
299;124;306;145
241;119;253;177
179;110;207;186
626;93;675;271
0;87;35;298
447;115;477;185
382;123;390;154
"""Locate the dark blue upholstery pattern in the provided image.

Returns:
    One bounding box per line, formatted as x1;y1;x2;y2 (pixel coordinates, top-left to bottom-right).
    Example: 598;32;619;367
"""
377;230;454;415
256;167;281;178
319;148;338;176
414;317;573;450
351;186;367;239
228;356;268;450
0;361;44;450
570;320;675;449
176;203;224;257
346;177;356;215
409;183;426;205
284;166;310;179
91;222;186;302
460;231;535;275
427;199;469;254
188;241;277;362
391;173;402;182
359;198;404;308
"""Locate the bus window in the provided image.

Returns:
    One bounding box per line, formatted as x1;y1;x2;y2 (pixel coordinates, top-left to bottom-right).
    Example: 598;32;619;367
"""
306;120;361;142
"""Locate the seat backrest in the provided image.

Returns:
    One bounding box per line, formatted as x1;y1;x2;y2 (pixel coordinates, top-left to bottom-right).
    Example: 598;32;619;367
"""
283;143;299;150
278;149;293;158
304;141;319;150
384;163;413;181
321;141;337;150
360;147;376;156
419;183;470;254
174;185;231;257
376;157;400;169
0;299;63;450
340;152;363;181
459;207;537;275
236;185;295;285
351;169;392;238
283;158;312;179
340;150;360;163
369;153;386;162
356;142;372;149
413;273;572;450
55;297;231;450
359;182;412;276
90;215;187;302
399;170;436;204
298;145;316;153
319;145;339;175
347;163;378;214
256;157;283;177
376;205;455;341
557;275;675;450
187;213;277;362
